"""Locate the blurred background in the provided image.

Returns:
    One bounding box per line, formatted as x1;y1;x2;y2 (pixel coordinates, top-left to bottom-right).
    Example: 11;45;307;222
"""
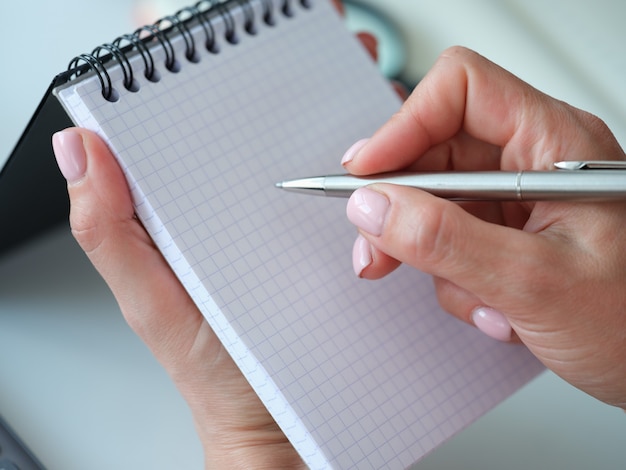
1;1;625;469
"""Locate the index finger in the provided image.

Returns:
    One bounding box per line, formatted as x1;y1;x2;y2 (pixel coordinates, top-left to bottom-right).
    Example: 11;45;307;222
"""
343;46;590;175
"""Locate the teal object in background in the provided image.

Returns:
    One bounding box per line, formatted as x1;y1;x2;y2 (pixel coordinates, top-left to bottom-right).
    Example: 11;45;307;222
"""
343;0;408;81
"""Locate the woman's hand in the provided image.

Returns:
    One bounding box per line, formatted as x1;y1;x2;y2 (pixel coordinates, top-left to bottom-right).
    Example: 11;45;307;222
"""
343;46;626;409
52;128;305;468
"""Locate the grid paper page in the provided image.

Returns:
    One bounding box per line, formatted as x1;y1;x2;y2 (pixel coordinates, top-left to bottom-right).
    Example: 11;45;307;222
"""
55;1;543;468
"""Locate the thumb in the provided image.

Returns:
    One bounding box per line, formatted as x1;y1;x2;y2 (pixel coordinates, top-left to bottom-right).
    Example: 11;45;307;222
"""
51;128;208;373
52;128;141;259
346;184;556;321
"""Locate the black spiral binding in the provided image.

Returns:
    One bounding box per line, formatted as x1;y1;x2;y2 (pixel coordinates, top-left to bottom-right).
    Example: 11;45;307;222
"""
66;0;313;102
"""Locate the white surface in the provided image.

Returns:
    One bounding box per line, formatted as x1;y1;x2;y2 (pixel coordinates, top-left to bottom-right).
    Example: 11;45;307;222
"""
1;1;625;469
356;0;626;145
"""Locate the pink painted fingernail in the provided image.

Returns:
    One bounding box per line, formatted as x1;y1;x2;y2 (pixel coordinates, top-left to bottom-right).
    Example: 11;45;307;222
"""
346;187;389;236
352;234;373;277
52;130;87;184
341;138;370;166
472;307;512;342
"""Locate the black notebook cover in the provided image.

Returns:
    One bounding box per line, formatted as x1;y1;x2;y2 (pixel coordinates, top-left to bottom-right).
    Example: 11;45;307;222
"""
0;76;72;257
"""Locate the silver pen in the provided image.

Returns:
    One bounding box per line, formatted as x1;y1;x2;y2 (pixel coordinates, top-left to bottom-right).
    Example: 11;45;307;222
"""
275;161;626;201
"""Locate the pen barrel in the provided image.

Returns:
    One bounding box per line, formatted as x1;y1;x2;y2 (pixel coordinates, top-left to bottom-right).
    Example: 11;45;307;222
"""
322;170;626;201
323;172;520;200
519;170;626;200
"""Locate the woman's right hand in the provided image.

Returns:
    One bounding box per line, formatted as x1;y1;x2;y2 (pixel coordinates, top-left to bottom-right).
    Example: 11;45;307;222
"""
343;46;626;409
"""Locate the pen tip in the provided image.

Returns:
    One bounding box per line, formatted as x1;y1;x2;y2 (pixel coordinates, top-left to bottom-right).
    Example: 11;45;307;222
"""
275;181;283;189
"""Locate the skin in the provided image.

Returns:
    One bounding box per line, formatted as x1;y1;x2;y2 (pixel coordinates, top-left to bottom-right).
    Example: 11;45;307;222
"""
51;15;625;470
344;46;626;410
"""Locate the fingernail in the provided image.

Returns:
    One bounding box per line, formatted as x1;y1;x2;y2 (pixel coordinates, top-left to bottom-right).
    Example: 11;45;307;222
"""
341;138;370;166
346;187;389;236
352;234;372;277
472;307;512;342
52;130;87;184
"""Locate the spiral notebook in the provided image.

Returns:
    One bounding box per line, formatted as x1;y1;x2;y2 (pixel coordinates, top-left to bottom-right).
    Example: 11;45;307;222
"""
3;0;543;468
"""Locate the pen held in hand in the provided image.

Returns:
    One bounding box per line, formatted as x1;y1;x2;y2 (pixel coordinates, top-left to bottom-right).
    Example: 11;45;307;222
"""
275;163;626;201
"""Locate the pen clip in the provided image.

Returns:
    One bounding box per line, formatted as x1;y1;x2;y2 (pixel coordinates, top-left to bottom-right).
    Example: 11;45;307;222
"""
554;160;626;170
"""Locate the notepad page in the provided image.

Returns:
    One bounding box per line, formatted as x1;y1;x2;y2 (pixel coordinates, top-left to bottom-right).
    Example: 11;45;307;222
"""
55;1;543;468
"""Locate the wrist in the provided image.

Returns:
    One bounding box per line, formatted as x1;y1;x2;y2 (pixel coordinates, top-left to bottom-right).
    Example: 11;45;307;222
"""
203;441;306;470
195;412;304;470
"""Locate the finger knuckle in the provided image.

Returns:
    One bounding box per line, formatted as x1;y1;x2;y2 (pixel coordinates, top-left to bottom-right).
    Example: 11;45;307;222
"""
409;201;459;271
69;206;105;255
